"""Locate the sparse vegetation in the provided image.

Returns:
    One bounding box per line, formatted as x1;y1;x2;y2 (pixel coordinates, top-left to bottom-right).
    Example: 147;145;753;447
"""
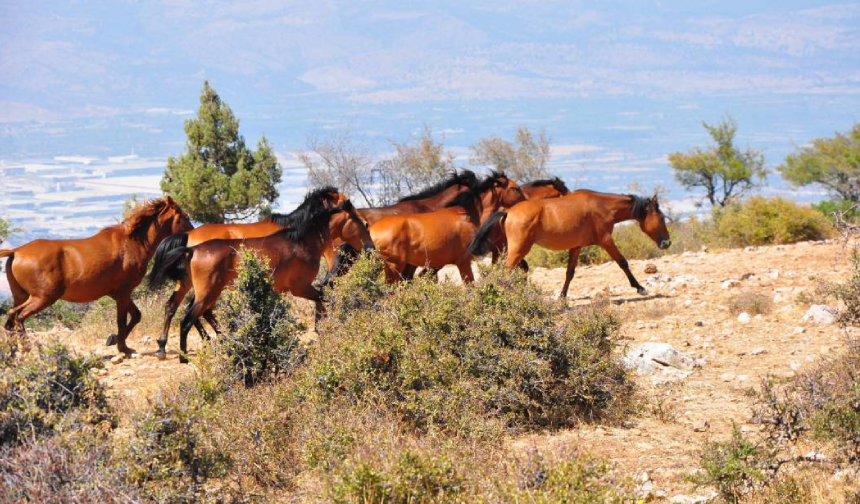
728;289;774;316
691;424;776;503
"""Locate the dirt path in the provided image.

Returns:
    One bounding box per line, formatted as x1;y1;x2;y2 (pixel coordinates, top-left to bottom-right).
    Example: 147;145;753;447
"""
36;239;852;500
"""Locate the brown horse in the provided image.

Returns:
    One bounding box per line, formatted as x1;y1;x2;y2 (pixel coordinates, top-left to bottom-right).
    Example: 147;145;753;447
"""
149;189;358;362
2;198;192;354
325;170;478;281
487;177;571;266
147;187;372;356
522;177;569;200
467;190;671;298
370;171;525;283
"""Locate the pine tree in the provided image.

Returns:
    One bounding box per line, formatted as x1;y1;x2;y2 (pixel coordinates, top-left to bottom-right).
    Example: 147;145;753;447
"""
161;82;282;222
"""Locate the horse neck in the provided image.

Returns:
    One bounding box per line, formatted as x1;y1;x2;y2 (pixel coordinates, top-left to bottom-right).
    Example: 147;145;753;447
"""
478;188;504;223
328;212;351;243
129;220;173;263
427;184;469;208
605;195;639;225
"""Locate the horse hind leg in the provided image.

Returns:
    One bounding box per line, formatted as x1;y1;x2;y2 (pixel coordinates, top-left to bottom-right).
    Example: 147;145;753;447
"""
155;280;192;358
295;284;324;331
8;295;60;352
178;302;205;364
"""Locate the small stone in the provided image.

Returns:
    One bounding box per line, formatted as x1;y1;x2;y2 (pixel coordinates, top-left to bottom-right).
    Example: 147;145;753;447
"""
741;425;753;433
644;263;658;274
694;320;704;327
740;272;755;280
744;246;757;252
693;420;710;432
684;299;693;307
122;369;134;377
97;368;108;376
792;326;806;335
770;270;780;279
751;348;766;356
721;279;742;289
110;355;124;365
737;312;751;324
130;353;141;359
720;372;735;382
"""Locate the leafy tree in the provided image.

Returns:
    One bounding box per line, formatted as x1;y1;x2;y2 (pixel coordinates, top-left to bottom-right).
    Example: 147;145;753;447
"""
390;126;456;193
161;82;282;223
668;117;766;207
470;126;551;183
779;122;860;202
0;216;12;244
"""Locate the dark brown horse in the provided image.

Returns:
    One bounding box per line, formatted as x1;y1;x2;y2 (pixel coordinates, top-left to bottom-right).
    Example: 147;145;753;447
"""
522;177;569;200
148;187;371;357
2;198;192;354
370;171;525;283
149;190;358;362
468;190;671;298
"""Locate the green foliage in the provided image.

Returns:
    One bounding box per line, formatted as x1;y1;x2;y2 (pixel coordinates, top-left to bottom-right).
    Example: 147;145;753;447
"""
123;383;227;502
0;216;13;243
470;126;552;183
712;197;833;247
818;249;860;328
332;451;463;504
691;424;774;503
669;116;767;207
26;300;89;331
161;81;282;222
216;248;303;387
502;451;633;503
779;122;860;202
308;255;634;436
813;199;860;224
0;336;113;448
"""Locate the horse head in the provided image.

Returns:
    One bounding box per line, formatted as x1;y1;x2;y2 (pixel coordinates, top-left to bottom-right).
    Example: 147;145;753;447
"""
163;197;194;234
488;171;526;208
636;195;671;250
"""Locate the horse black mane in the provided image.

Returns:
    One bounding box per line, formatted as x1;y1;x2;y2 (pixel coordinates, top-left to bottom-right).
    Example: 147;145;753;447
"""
397;170;478;202
629;194;655;220
268;186;345;242
522;177;569;195
445;170;508;211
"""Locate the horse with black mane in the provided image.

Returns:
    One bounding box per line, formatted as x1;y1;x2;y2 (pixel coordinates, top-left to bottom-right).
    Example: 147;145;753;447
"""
2;198;193;355
148;187;370;356
522;177;569;200
370;171;525;283
468;190;671;298
149;189;360;362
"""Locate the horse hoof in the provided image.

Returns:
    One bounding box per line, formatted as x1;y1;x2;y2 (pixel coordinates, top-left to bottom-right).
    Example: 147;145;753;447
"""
105;334;117;346
637;288;649;296
155;351;167;361
179;356;189;364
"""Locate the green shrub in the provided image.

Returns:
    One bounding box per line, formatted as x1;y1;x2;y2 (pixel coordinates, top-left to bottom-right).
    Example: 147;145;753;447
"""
216;247;303;387
713;197;834;247
306;255;634;436
27;301;90;331
332;451;463;504
0;336;113;447
814;199;860;225
691;424;775;503
122;384;228;502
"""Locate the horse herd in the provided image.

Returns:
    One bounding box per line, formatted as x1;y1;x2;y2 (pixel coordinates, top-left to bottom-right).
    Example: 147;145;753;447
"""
1;170;670;362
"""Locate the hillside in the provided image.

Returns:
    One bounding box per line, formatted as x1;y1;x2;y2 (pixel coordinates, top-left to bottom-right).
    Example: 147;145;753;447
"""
26;238;854;501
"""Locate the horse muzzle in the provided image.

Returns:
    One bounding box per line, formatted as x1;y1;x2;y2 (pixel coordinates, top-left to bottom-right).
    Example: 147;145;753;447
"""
659;239;672;250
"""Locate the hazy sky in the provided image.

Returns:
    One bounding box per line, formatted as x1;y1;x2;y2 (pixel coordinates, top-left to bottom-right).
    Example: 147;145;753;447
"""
2;0;859;195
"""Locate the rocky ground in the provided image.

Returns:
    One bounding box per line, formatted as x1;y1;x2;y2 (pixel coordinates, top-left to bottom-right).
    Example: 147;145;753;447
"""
36;239;854;501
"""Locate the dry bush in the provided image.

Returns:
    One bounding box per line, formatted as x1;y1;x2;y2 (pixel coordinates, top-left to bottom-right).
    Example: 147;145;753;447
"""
728;290;774;316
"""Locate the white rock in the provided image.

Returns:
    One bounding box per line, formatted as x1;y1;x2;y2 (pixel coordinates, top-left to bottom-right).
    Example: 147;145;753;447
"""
622;343;697;383
751;348;766;356
110;355;124;365
769;270;780;279
721;279;742;289
737;312;751;324
670;491;718;504
802;305;836;325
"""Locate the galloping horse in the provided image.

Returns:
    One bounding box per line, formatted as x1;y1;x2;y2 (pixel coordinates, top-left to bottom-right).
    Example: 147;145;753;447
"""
522;177;569;200
468;190;671;298
148;187;372;356
2;198;192;355
326;170;478;281
150;190;359;362
486;177;571;266
370;171;525;283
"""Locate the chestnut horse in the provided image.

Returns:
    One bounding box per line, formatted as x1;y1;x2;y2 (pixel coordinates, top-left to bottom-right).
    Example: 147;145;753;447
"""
149;190;358;362
468;191;671;298
370;171;525;283
148;187;372;355
325;170;478;281
486;177;571;266
1;198;192;354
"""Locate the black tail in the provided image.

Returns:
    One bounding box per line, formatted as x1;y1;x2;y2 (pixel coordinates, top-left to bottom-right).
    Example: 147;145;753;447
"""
467;211;507;257
149;245;193;290
148;233;189;288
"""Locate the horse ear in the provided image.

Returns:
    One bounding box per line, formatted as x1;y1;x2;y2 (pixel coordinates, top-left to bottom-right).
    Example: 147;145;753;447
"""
165;196;175;206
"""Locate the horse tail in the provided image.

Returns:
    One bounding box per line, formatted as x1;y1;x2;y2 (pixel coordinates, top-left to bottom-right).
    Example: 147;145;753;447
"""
148;235;192;289
467;211;507;257
0;249;14;259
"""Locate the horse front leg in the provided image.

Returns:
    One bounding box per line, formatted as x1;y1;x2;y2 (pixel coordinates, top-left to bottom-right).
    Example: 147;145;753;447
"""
559;247;582;299
599;239;647;295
